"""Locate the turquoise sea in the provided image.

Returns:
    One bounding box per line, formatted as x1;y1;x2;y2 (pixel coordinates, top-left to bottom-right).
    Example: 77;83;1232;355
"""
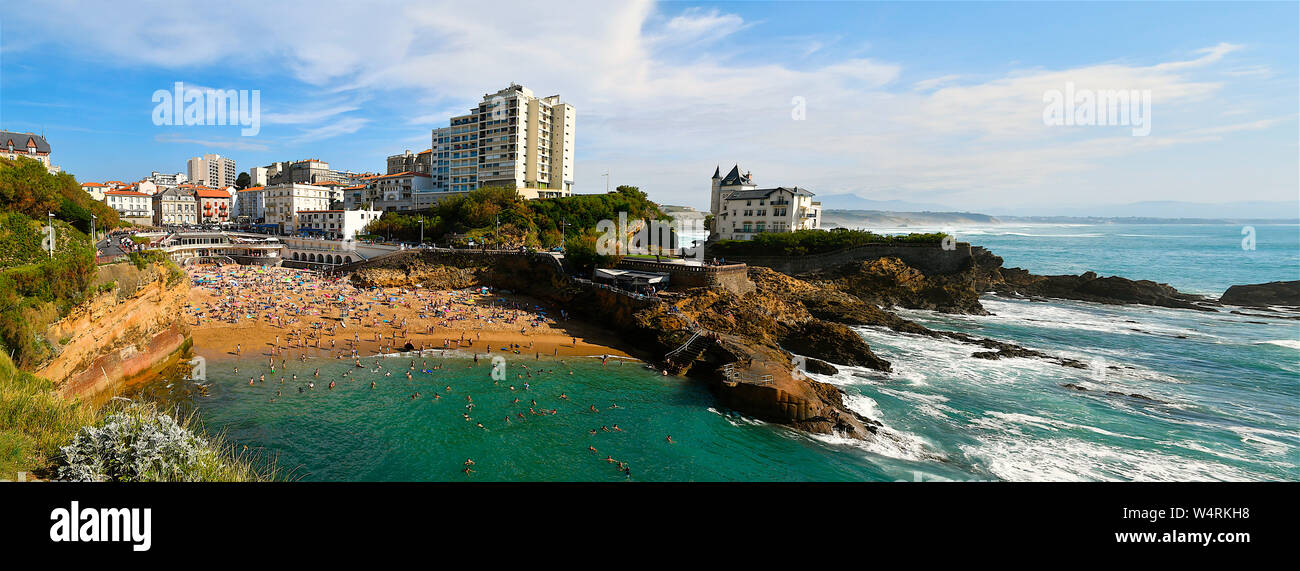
132;224;1300;481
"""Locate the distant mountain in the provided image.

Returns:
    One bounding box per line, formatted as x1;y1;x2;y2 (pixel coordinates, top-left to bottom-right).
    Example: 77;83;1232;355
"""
816;194;958;212
822;209;1000;229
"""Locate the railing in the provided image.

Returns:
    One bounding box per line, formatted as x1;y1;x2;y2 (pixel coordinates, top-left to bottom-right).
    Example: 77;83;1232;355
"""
664;331;703;359
571;277;660;302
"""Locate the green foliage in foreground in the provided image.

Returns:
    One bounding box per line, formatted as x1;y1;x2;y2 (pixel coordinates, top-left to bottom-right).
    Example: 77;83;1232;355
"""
0;351;271;481
0;351;98;479
58;401;270;482
709;228;949;257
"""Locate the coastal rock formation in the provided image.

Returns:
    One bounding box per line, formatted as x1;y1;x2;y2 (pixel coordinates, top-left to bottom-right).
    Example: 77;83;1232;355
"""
805;257;986;314
38;260;192;399
348;250;892;440
991;269;1215;311
1219;280;1300;307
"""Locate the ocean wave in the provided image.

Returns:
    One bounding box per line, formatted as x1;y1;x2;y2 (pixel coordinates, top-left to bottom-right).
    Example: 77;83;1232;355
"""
706;407;768;427
959;436;1263;482
1255;339;1300;350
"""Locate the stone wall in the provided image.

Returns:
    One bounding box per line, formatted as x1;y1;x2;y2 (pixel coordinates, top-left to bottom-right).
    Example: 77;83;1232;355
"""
707;241;977;276
614;259;755;294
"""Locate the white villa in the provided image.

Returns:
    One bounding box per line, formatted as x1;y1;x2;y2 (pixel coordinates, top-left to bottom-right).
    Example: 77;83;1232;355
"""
709;165;822;241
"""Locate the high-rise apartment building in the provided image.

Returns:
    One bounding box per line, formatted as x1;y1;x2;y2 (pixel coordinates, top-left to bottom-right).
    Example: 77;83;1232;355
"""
430;84;575;199
187;154;237;188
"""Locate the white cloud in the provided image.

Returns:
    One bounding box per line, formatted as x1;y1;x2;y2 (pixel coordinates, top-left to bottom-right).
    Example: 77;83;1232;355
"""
154;134;269;151
4;1;1293;209
263;104;361;125
290;117;369;144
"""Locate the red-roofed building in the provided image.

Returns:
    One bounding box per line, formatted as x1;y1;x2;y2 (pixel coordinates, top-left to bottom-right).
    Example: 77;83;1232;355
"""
194;186;233;225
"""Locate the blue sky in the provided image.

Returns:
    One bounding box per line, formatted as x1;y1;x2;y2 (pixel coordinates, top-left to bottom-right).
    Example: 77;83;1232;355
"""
1;1;1296;212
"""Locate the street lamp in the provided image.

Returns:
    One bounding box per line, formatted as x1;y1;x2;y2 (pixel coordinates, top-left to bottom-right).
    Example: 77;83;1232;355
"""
419;216;424;245
91;214;97;243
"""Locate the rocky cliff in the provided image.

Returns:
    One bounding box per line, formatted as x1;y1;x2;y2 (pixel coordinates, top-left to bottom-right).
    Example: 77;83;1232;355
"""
350;251;891;439
37;261;192;400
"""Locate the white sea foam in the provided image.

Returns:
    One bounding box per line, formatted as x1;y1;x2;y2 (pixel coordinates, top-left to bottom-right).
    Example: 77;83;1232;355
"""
706;407;768;427
961;437;1263;482
809;425;939;464
981;411;1147;440
1255;339;1300;350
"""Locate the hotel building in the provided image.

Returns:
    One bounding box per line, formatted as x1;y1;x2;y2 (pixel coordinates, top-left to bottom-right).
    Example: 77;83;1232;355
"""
430;83;575;199
187;154;237;188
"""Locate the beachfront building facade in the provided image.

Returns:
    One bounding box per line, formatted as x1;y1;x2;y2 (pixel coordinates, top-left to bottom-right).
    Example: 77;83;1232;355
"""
233;186;265;223
709;165;822;241
187;154;237;188
0;131;59;174
295;209;382;240
263;183;332;234
195;187;233;225
153;187;199;227
430;83;575;199
104;189;154;225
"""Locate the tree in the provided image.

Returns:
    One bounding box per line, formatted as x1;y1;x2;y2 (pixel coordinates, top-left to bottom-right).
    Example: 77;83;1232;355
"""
235;172;251;190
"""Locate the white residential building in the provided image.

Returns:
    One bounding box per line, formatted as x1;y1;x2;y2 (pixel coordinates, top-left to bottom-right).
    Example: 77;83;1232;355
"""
430;83;575;198
187;153;237;188
103;189;154;223
233;186;266;222
81;182;108;201
145;171;188;188
263;183;333;233
710;165;822;241
295;209;382;240
249;166;269;186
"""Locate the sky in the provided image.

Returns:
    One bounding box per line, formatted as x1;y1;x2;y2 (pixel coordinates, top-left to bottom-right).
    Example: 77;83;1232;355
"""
0;0;1296;213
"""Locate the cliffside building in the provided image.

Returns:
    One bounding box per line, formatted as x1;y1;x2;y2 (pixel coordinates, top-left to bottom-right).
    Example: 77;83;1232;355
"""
709;165;822;241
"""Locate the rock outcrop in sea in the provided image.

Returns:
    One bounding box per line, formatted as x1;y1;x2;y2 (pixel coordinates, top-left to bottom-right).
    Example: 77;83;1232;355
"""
1219;280;1300;307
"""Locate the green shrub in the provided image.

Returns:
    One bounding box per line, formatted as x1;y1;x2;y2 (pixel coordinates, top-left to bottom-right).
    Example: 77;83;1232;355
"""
709;228;948;257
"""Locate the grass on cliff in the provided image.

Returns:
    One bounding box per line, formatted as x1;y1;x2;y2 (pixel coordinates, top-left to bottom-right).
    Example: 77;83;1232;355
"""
0;351;98;479
709;228;949;257
0;327;272;481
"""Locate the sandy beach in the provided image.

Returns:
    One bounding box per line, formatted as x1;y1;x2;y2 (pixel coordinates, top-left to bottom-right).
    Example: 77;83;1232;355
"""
184;264;634;364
